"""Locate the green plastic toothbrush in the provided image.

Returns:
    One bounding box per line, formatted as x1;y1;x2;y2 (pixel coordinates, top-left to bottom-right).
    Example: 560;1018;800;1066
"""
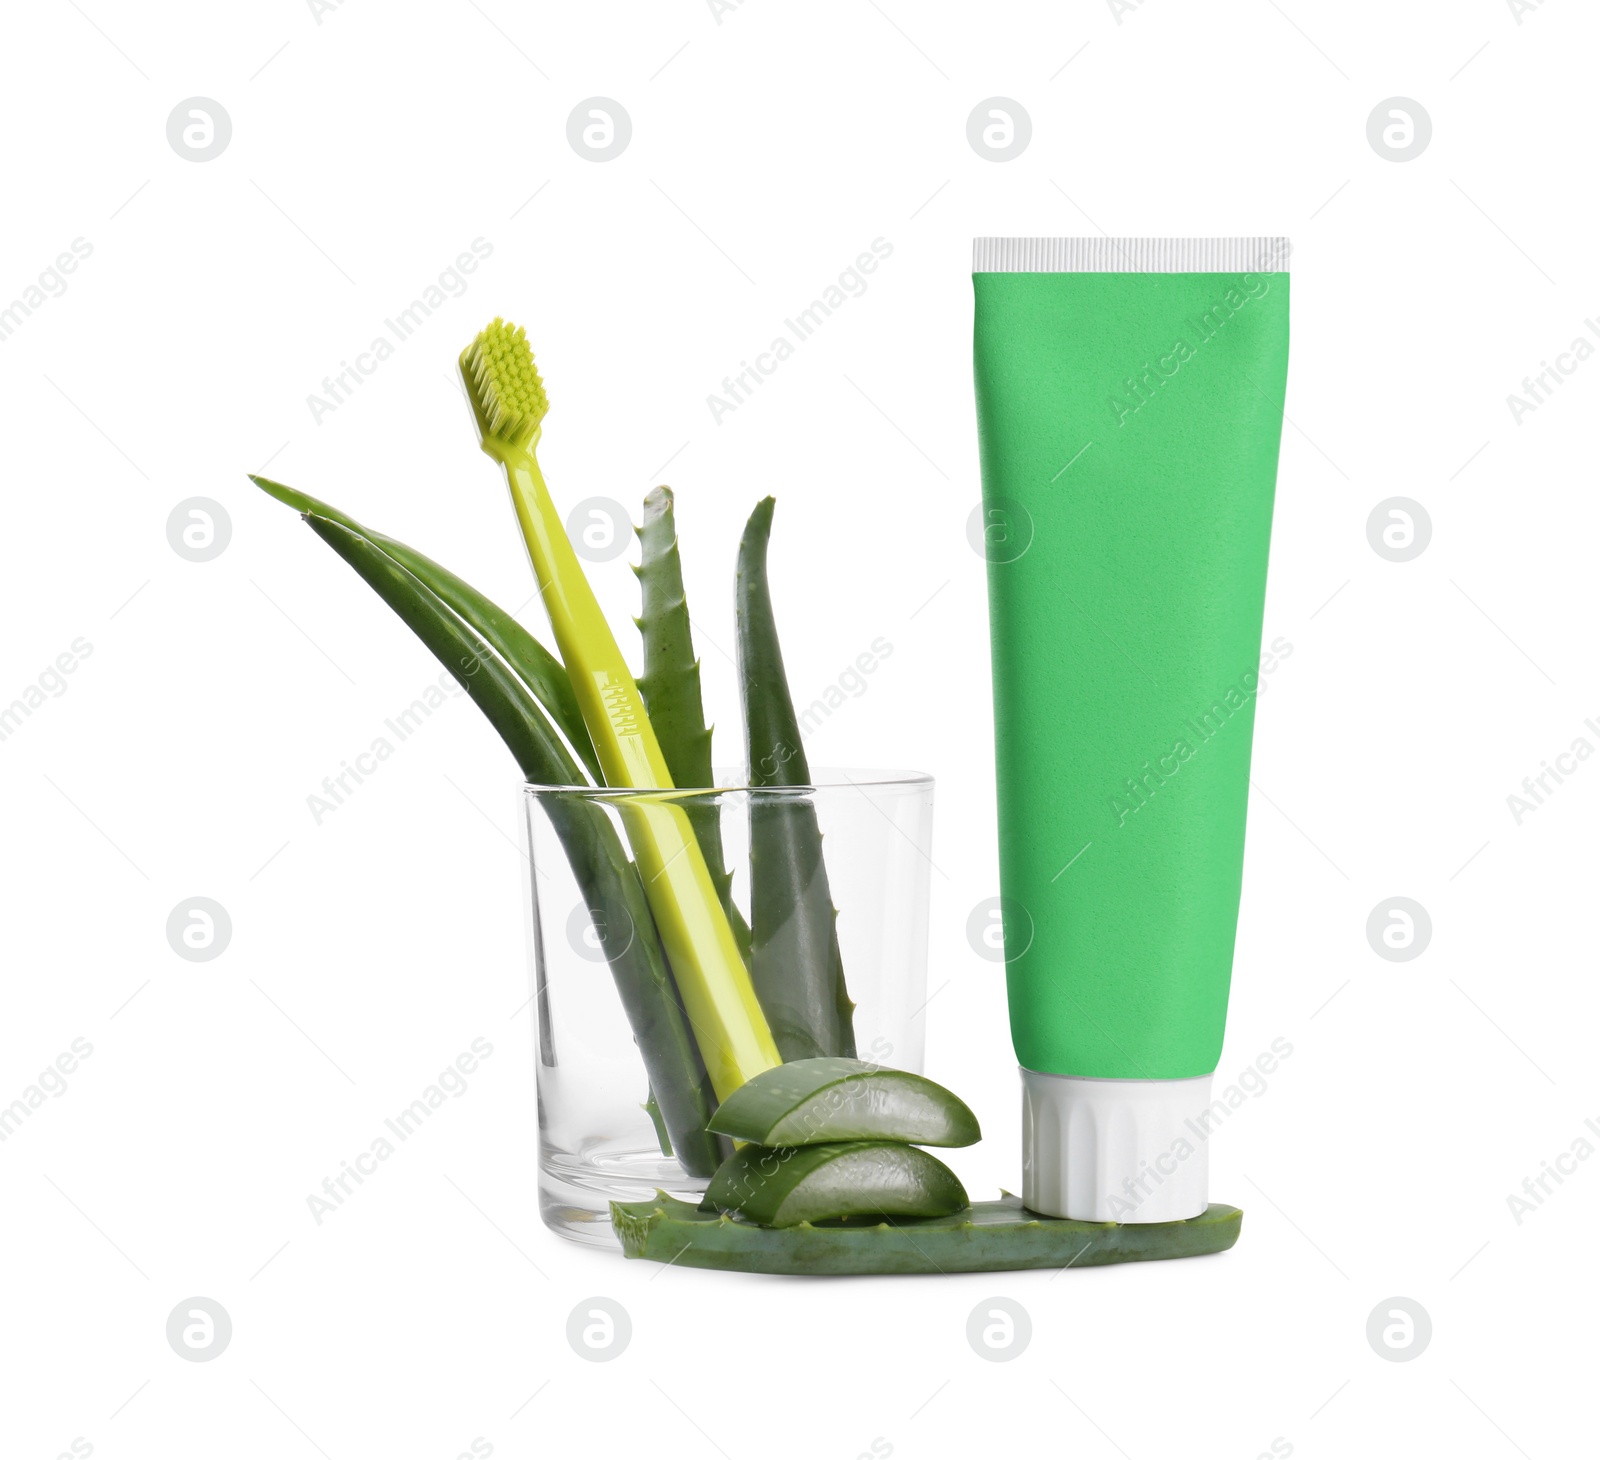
459;318;780;1098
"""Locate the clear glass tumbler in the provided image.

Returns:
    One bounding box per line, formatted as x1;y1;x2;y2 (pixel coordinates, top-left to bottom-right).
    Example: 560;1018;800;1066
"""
521;769;934;1245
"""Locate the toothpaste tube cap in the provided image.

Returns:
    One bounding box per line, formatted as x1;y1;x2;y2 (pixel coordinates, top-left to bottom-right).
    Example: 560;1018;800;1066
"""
1021;1069;1213;1224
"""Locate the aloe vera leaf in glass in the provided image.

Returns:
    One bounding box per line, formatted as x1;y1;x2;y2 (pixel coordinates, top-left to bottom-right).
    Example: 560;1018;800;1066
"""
706;1140;967;1226
612;1193;1243;1274
643;1088;673;1157
735;497;856;1060
708;1057;980;1147
252;474;601;782
633;485;751;957
301;512;727;1175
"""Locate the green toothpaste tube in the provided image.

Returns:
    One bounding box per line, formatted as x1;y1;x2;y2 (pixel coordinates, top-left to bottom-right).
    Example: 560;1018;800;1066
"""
972;237;1291;1222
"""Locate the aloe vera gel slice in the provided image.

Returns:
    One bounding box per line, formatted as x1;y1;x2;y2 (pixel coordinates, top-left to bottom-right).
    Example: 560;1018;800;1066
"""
707;1141;968;1227
708;1057;981;1148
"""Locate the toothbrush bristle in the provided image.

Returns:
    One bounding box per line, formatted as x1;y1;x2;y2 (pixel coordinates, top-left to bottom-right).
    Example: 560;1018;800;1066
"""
461;317;548;446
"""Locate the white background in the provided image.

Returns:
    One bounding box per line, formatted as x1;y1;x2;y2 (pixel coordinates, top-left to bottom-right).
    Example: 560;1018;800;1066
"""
2;1;1595;1456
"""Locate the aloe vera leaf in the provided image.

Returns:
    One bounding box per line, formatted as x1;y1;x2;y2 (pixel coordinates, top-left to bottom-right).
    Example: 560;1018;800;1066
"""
547;810;727;1177
635;486;716;787
613;1193;1243;1275
735;497;855;1059
301;513;726;1175
707;1057;981;1148
634;485;751;956
643;1088;673;1157
252;474;601;782
706;1140;967;1226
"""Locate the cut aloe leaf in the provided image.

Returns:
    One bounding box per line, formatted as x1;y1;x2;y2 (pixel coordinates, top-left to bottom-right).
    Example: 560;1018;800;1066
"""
707;1057;980;1148
301;512;727;1176
635;486;716;789
613;1193;1243;1275
643;1087;672;1158
634;485;751;958
736;497;855;1060
252;474;602;781
303;514;581;782
706;1140;968;1227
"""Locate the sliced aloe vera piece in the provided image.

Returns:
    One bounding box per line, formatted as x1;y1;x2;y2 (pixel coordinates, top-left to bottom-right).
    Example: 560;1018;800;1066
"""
613;1193;1243;1275
707;1140;967;1226
707;1057;980;1147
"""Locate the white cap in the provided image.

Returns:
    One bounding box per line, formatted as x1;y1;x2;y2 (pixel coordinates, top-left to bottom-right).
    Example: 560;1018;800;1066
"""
1021;1069;1214;1223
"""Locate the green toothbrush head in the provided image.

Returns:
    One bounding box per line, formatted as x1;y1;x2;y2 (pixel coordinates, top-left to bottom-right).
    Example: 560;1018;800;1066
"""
459;317;548;457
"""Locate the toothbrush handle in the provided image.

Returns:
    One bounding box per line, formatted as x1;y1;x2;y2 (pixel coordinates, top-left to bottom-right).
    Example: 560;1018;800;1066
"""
505;457;780;1097
620;798;777;1096
505;456;667;786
